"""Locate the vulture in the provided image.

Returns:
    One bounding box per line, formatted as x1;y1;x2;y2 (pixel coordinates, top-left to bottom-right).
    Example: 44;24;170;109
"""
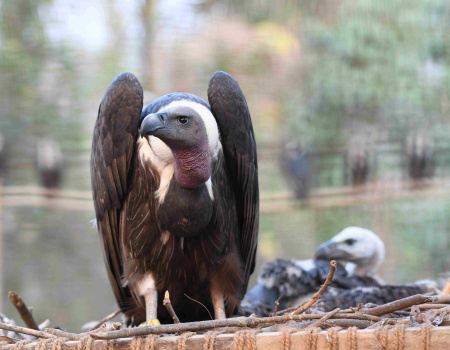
314;280;440;312
240;227;439;316
36;138;64;189
344;137;371;186
0;134;6;176
91;72;259;326
405;132;435;180
280;138;312;199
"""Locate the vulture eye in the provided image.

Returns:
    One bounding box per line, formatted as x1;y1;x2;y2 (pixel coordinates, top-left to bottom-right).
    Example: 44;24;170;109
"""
178;116;189;125
344;238;356;246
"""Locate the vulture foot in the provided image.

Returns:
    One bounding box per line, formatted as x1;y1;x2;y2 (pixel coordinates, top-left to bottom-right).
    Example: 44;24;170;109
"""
211;279;226;319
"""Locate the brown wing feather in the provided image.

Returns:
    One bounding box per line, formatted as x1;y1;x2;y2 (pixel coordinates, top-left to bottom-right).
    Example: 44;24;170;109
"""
91;72;143;312
207;71;259;292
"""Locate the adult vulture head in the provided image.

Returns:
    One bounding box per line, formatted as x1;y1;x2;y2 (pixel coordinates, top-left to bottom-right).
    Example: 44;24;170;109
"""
91;72;259;326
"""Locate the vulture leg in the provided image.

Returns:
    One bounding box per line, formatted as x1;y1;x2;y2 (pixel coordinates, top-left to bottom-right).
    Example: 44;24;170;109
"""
210;278;226;319
137;274;160;325
144;290;158;322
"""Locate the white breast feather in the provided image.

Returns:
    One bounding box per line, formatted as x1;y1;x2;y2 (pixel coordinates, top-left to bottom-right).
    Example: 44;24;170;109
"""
137;137;174;204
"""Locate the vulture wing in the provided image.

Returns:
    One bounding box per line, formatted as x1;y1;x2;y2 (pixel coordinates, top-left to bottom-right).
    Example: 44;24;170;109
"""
207;71;259;292
91;72;143;312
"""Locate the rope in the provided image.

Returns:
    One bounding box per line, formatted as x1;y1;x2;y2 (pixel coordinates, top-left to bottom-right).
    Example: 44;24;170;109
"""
13;340;32;350
231;330;260;350
420;324;431;350
305;327;320;350
232;331;245;350
35;338;53;350
203;331;219;350
347;327;357;350
131;336;143;350
281;330;294;350
77;336;93;350
51;337;65;350
144;334;160;350
392;324;407;350
326;327;341;350
372;325;389;350
106;340;115;350
177;332;196;350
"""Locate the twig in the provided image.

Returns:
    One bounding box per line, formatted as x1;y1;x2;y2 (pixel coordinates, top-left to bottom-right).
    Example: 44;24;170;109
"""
275;306;297;315
42;328;81;340
403;304;450;311
88;309;121;331
305;308;340;329
270;297;281;317
163;291;180;324
0;322;56;339
442;278;450;295
44;323;121;341
291;260;337;315
38;320;51;331
360;294;438;316
0;336;16;344
262;318;372;332
8;292;39;330
432;295;450;304
432;305;450;316
90;312;393;340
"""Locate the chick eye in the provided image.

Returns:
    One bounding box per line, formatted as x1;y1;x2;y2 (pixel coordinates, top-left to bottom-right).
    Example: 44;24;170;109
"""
344;238;356;246
178;116;189;125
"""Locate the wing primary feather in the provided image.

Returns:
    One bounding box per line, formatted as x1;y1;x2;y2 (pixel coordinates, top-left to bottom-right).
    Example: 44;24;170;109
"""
91;72;144;319
207;71;259;292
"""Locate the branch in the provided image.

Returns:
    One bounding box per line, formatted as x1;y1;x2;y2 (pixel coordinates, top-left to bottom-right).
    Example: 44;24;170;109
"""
8;292;39;330
404;304;449;311
0;322;56;339
275;307;297;316
0;336;16;344
88;309;121;331
44;322;122;341
442;278;450;295
360;294;438;316
90;312;393;340
163;291;180;324
270;297;281;317
305;308;340;329
262;318;372;332
291;260;337;315
433;295;450;304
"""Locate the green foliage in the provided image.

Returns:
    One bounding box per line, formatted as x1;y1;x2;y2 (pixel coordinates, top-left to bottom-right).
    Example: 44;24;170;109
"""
0;0;85;152
285;0;450;149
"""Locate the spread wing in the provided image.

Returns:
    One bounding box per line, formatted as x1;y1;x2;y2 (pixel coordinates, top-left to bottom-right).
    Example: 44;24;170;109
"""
91;72;143;312
207;71;259;291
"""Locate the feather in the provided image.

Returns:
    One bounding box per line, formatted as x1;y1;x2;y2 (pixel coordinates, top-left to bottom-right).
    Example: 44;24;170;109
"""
91;72;259;325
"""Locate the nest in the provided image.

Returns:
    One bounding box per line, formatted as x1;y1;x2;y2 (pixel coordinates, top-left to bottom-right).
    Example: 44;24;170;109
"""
1;262;449;350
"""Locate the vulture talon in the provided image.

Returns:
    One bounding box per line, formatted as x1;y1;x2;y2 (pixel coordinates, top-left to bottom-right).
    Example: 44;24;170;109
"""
139;319;161;327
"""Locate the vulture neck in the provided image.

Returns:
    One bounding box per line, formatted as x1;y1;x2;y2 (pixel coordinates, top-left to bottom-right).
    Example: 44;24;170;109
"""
354;251;382;277
172;144;211;189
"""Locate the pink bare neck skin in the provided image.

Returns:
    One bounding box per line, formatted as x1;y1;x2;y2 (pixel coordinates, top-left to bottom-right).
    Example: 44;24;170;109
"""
172;144;211;189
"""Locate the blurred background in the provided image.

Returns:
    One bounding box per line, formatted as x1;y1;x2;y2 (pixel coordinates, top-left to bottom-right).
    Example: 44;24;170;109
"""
0;0;449;331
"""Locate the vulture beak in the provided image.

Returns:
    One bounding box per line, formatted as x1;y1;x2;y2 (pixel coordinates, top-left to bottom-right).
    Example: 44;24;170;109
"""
140;112;168;137
314;241;341;260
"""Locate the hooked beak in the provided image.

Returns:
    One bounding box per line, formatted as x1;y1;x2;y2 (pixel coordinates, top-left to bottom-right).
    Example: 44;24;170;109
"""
140;112;168;137
314;241;343;260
